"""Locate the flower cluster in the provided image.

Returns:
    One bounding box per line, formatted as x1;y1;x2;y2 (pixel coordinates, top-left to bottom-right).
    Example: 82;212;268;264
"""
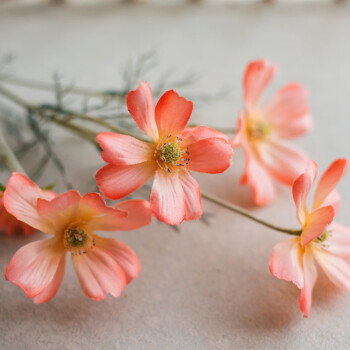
1;59;349;317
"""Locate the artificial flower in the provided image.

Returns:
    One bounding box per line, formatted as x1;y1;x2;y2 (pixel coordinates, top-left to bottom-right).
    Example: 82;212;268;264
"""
269;158;350;317
4;173;152;303
231;59;312;205
96;82;233;225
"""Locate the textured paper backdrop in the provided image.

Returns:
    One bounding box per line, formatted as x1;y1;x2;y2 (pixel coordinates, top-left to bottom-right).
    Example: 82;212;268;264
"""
0;2;350;349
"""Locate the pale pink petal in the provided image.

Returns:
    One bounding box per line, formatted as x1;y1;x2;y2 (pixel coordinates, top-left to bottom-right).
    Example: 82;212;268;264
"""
230;113;245;148
93;235;141;284
264;83;312;139
96;162;156;200
97;132;154;165
300;206;334;247
241;143;276;206
299;246;317;318
269;237;304;289
87;199;152;232
150;170;185;225
72;246;127;300
292;160;318;225
186;138;233;174
5;238;65;298
180;126;228;148
243;59;278;110
36;190;81;234
179;171;202;221
321;190;341;215
113;200;152;230
79;193;128;232
4;173;54;232
126;82;159;141
313;158;348;210
313;246;350;291
155;90;193;139
33;254;66;304
258;139;309;187
79;192;122;218
325;222;350;259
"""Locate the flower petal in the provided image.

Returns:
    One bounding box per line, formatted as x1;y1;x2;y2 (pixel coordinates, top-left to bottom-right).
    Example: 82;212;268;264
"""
155;90;193;139
33;254;66;304
269;237;304;289
5;238;65;298
113;200;152;230
4;173;54;232
79;192;122;218
313;158;348;210
97;132;154;165
186;138;233;174
241;143;276;206
79;193;128;232
179;171;202;221
88;199;152;232
264;83;312;139
299;246;317;318
243;59;278;110
96;162;156;200
300;205;334;248
126;82;158;141
36;190;81;235
150;170;185;225
230;113;245;148
93;235;141;284
321;190;341;215
313;247;350;291
292;160;318;225
180;126;228;148
325;222;350;259
258;139;309;187
72;245;128;301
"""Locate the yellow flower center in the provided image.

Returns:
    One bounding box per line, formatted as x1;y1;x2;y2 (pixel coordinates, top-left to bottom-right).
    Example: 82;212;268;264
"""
64;222;95;254
158;142;182;164
154;136;190;174
246;117;271;141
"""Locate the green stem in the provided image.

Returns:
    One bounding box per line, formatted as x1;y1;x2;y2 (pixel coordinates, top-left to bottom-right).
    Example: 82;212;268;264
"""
66;113;149;142
0;84;301;236
201;192;301;236
0;127;28;176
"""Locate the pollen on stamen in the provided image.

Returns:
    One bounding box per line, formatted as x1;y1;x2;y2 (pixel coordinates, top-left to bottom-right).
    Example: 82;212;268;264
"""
158;142;182;164
64;224;92;254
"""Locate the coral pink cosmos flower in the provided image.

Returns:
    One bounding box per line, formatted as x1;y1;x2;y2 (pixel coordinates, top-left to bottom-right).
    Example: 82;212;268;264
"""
269;159;350;317
1;190;35;236
231;59;312;206
4;173;152;303
96;82;233;225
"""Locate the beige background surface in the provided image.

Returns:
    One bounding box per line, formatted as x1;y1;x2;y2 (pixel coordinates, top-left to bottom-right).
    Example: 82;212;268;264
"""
1;2;350;349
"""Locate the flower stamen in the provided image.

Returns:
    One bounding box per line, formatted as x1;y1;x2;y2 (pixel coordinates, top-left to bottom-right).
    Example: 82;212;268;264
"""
64;223;94;255
154;135;190;173
246;118;271;141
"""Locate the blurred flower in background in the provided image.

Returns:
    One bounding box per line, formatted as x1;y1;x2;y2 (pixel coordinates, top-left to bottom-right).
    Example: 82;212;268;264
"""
231;59;312;206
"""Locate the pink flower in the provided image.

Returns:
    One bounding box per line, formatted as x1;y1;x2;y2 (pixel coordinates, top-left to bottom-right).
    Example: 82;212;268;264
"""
269;159;350;317
231;59;312;206
96;82;233;225
4;173;152;303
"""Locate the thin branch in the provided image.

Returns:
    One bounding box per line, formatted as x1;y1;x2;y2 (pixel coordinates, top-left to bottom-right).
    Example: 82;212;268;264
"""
0;127;27;176
201;192;301;236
